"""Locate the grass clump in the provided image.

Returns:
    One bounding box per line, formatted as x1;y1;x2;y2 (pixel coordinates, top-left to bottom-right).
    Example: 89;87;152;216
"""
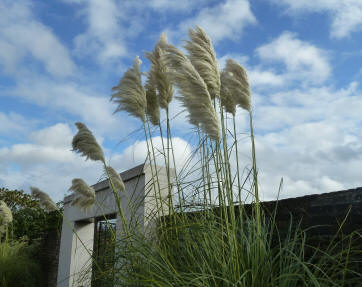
0;238;42;287
0;201;43;287
64;25;362;286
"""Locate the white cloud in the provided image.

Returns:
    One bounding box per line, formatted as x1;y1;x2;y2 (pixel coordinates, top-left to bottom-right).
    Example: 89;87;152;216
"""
271;0;362;38
0;112;35;136
0;123;105;201
256;32;331;84
67;0;255;64
0;144;74;165
177;0;256;43
218;54;284;88
146;0;211;12
0;123;74;165
29;123;74;148
248;69;285;87
0;123;192;203
254;82;362;132
111;136;192;172
0;0;75;77
69;0;128;64
246;82;362;200
7;76;136;137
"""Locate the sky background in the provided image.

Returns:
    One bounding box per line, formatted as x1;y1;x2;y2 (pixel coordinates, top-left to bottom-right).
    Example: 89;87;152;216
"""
1;0;362;202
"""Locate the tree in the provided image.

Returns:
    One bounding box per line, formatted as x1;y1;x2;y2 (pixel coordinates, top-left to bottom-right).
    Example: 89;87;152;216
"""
0;188;62;240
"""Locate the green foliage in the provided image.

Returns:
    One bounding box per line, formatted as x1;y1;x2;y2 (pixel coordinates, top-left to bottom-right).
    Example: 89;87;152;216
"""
96;213;361;287
0;188;38;210
0;237;42;287
0;188;62;240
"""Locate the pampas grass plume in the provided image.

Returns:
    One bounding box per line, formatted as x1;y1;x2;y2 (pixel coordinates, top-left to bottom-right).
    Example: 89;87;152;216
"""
106;166;125;192
159;39;220;141
30;187;57;212
69;178;96;209
112;56;147;122
224;59;251;111
220;71;236;115
185;26;220;99
0;200;12;227
72;122;105;162
145;33;174;110
145;81;160;125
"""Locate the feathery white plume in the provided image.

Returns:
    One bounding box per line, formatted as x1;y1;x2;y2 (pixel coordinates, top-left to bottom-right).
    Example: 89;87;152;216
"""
69;178;96;209
105;166;125;192
223;59;251;111
72;122;105;162
145;81;160;125
220;71;236;115
185;26;220;99
145;33;174;110
30;187;57;212
0;200;12;232
159;41;220;141
111;56;147;122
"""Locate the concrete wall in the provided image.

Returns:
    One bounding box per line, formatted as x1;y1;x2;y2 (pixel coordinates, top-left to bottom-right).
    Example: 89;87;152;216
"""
57;164;174;287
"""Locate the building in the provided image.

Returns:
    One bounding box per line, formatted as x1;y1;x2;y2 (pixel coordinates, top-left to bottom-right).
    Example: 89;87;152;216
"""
57;164;174;287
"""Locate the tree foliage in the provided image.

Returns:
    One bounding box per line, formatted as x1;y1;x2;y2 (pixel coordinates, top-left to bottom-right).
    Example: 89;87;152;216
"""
0;188;62;240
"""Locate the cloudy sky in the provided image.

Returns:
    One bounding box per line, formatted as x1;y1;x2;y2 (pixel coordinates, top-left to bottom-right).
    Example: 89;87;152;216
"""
1;0;362;202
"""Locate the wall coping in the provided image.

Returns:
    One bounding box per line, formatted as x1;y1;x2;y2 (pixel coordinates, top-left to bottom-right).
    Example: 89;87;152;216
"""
63;163;145;204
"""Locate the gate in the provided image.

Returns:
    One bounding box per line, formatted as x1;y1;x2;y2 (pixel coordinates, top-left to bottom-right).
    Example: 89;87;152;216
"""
91;215;117;287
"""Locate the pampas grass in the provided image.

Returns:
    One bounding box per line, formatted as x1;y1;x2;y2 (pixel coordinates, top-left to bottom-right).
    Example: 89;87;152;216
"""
112;56;147;122
69;178;96;209
30;187;57;212
0;238;42;287
72;122;105;162
145;33;174;110
0;200;12;233
185;26;220;99
56;26;361;287
223;59;251;111
105;166;125;192
160;41;220;141
220;71;236;115
145;82;160;126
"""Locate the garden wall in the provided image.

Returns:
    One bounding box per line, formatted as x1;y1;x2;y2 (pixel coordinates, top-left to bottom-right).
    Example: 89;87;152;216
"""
260;187;362;238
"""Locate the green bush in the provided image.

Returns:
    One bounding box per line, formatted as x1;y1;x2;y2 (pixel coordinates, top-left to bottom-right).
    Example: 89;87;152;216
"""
0;237;42;287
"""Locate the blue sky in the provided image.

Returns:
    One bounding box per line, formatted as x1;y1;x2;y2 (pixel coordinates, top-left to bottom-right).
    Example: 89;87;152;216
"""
1;0;362;202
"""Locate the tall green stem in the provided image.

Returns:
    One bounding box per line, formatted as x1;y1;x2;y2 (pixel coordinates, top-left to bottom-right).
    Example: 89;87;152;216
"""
165;108;174;215
249;111;261;236
166;120;185;212
233;114;244;225
146;120;165;219
103;161;130;238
